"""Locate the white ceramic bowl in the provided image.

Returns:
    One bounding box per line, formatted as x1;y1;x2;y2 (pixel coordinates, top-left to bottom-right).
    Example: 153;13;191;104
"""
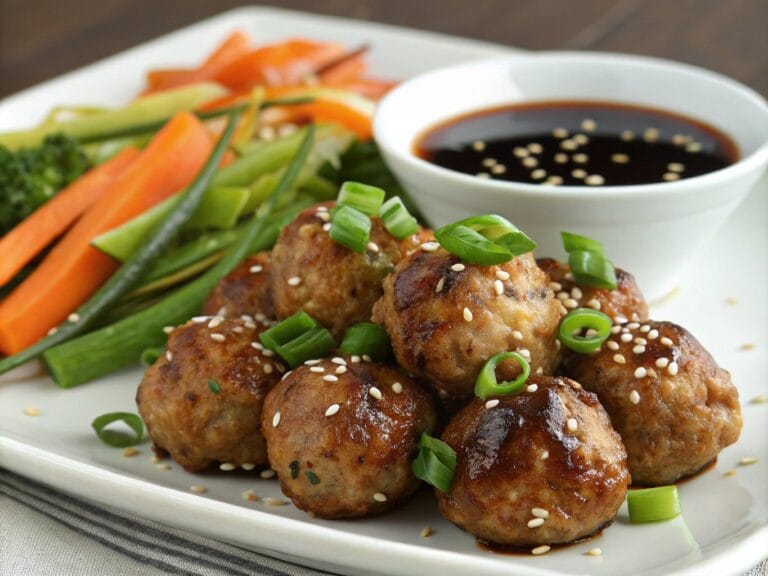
374;52;768;300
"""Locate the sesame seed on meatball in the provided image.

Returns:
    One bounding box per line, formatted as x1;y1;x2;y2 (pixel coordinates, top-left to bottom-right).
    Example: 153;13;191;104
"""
202;252;274;321
563;320;742;485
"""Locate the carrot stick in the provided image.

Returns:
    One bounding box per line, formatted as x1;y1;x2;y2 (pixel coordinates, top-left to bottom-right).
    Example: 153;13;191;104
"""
324;78;398;100
0;112;211;354
317;54;367;85
0;148;140;288
285;100;373;140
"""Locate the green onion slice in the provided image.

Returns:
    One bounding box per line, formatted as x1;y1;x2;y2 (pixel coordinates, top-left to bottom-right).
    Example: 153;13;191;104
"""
330;205;371;253
474;351;531;399
340;322;391;361
627;486;682;523
92;412;144;448
557;308;613;354
379;196;419;239
140;347;163;367
337;181;386;216
561;231;605;255
207;379;221;394
259;311;334;368
568;250;617;290
435;214;536;265
412;432;457;493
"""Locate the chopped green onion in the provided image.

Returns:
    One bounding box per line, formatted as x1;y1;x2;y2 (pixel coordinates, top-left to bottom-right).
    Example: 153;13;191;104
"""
330;205;371;253
259;311;334;368
568;250;617;290
337;181;386;215
379;196;419;239
412;433;457;493
435;214;536;265
91;412;144;448
207;379;221;394
627;486;682;523
289;460;299;479
557;308;613;354
140;347;163;367
305;470;321;485
340;322;391;361
474;351;531;399
561;231;605;255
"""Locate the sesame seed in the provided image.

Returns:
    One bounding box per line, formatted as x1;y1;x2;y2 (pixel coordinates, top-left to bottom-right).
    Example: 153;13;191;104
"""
476;172;491;179
611;153;630;164
740;343;756;350
219;463;236;471
621;130;635;141
667;362;679;376
570;168;587;179
532;507;549;519
263;497;288;506
614;315;628;324
482;157;497;168
527;518;545;528
566;418;578;432
513;146;529;158
485;399;500;409
586;298;602;310
613;354;626;365
660;336;673;346
325;404;340;416
190;485;207;494
628;322;640;329
435;276;445;293
550;281;562;291
281;370;292;380
156;463;171;471
686;142;702;153
249;265;263;273
560;139;577;151
573;153;588;164
611;325;622;334
242;489;260;502
540;450;549;460
606;341;619;350
263;364;274;375
331;357;346;365
272;411;282;429
663;172;681;181
620;333;633;343
210;333;225;342
287;276;301;286
451;263;466;272
557;291;569;300
634;367;647;379
316;211;330;222
655;357;669;368
545;175;563;186
532;545;551;556
367;241;380;253
472;140;486;151
322;222;332;232
336;366;347;374
526;384;538;393
362;354;372;362
47;326;59;336
421;526;434;538
322;375;339;382
751;395;768;404
585;548;602;557
644;127;660;142
724;469;737;477
563;298;578;309
310;366;325;373
316;205;329;212
373;492;388;502
570;286;583;299
369;387;383;400
162;326;175;334
672;134;689;145
668;162;685;173
581;119;597;132
494;280;504;295
463;307;473;322
232;326;244;334
262;349;275;357
494;269;510;281
632;345;646;354
585;174;605;186
518;348;531;360
531;168;547;180
122;447;139;457
739;457;759;466
67;313;80;323
305;359;321;365
491;164;507;175
554;153;569;164
351;355;361;363
392;382;403;394
522;157;538;168
552;127;569;139
421;241;440;252
241;463;256;471
512;330;524;340
629;390;641;404
528;143;543;154
260;468;277;479
208;316;223;329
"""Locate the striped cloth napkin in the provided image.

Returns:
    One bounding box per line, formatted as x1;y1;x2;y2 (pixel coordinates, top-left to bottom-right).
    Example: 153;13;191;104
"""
1;467;766;576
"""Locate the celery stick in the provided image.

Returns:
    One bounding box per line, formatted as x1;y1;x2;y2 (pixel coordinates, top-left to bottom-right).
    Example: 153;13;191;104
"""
0;83;226;150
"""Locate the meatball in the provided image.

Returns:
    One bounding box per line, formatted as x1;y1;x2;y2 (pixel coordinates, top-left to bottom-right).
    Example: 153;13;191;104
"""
563;320;742;485
202;252;274;320
271;202;402;338
438;376;630;547
372;248;563;400
537;257;648;323
261;357;437;518
136;316;283;472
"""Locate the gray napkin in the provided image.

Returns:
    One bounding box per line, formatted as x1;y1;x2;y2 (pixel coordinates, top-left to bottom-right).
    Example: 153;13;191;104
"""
0;467;765;576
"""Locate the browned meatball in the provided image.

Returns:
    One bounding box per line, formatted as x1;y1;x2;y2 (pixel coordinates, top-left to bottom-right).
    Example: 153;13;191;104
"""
372;248;563;400
563;320;742;485
136;316;283;472
261;357;437;518
398;226;435;258
270;202;402;338
438;376;629;547
202;252;275;320
537;258;648;323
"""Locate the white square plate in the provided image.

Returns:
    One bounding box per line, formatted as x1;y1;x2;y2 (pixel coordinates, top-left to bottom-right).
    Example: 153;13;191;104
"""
0;6;766;576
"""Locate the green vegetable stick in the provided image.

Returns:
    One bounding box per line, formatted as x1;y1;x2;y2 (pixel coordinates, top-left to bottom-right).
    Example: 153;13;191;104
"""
43;125;316;388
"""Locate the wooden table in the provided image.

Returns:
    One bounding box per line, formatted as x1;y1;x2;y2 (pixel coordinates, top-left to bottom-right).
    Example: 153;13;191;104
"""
1;0;766;98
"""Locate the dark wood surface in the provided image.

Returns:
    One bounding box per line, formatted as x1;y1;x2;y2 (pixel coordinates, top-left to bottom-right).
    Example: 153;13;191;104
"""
1;0;766;98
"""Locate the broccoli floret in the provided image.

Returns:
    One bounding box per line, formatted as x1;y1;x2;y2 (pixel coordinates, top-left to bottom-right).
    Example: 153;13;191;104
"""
0;133;90;235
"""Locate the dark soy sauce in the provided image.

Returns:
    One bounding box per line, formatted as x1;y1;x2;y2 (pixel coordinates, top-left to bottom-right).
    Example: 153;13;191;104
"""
415;101;738;186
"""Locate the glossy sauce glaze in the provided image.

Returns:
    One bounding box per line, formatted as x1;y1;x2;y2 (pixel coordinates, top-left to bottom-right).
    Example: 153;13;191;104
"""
414;101;738;186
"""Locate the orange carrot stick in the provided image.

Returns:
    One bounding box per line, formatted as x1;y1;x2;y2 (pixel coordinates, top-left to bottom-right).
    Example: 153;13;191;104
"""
0;112;212;354
0;148;140;288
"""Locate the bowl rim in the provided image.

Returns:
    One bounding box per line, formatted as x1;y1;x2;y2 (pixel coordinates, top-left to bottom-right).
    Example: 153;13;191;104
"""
373;50;768;201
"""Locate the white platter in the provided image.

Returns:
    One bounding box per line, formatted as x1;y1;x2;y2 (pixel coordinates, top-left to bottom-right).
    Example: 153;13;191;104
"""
0;6;766;576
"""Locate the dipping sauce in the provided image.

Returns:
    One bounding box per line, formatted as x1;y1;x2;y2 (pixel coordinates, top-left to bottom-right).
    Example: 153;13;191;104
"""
414;101;739;186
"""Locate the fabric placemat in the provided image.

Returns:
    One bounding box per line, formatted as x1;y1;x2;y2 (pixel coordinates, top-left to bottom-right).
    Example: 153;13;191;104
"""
1;467;765;576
